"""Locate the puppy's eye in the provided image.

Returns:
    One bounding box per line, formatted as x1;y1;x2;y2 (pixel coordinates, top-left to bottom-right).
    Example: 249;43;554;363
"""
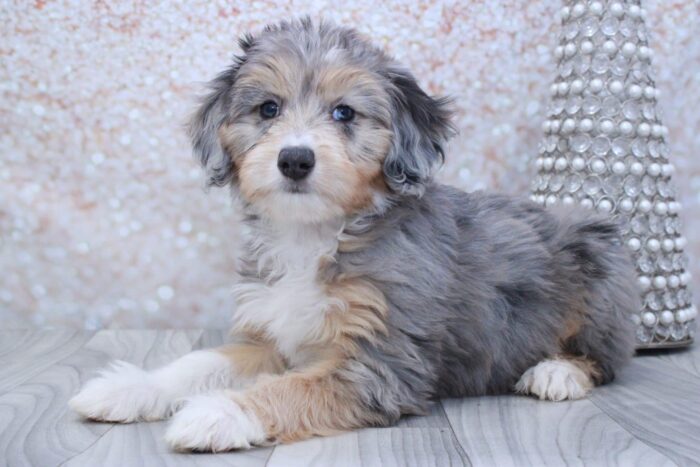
332;105;355;122
260;101;279;119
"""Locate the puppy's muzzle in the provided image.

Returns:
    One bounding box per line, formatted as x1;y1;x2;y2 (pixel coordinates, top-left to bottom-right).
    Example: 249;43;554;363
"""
278;146;315;181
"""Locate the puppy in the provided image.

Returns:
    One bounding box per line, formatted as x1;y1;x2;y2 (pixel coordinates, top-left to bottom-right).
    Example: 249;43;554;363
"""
70;18;639;452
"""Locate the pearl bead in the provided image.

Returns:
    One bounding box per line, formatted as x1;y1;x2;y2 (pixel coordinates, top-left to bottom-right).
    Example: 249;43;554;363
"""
555;157;568;171
572;157;586;171
637;198;652;213
560;6;571;19
646;162;660;176
561;118;576;133
646;238;660;252
675;236;687;250
550;120;561;133
637;122;651;137
627;237;641;250
638;46;651;59
629;5;641;18
641;311;656;326
610;2;624;17
630;162;644;176
600;119;615;134
543;157;554;170
589;1;603;15
668;201;680;214
580;40;594;54
554;46;564;59
675;310;687;323
542;120;551;133
668;275;680;288
558;82;569;95
651;124;664;138
612;161;626;175
550;83;559;96
570;79;584;94
619;121;634;135
545;195;558;206
660;310;674;326
662;238;675;252
580;198;593;209
661;164;675;177
654;202;668;215
680;272;692;286
598;199;613;213
689;305;698;319
589;78;603;92
644;86;656;99
562;195;574;205
572;3;586;17
621;42;636;57
628;85;642;99
591;159;606;173
653;276;667;289
579;118;594;132
609;80;624;94
603;40;617;55
535;158;544;169
564;43;577;57
619;198;634;212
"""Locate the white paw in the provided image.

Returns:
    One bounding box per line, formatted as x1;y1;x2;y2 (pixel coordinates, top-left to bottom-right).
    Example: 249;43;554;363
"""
515;359;592;401
165;392;266;452
69;360;172;422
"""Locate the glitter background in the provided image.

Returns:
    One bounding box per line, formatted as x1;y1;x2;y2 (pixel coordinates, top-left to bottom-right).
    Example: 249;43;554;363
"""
1;1;698;328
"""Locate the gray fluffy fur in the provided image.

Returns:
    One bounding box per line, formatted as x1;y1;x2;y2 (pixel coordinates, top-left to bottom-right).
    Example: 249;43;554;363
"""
338;189;638;422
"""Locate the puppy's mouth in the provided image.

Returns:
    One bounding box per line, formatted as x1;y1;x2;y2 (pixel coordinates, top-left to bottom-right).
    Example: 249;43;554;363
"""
282;181;311;194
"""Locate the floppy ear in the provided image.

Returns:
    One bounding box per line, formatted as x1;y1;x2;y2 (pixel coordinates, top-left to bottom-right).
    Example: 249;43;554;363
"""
189;35;254;187
383;68;454;197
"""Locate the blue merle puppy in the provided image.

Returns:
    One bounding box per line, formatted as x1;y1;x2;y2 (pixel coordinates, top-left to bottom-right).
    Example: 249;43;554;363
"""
70;18;639;452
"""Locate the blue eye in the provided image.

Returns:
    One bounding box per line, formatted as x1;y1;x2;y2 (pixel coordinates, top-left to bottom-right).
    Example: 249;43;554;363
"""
260;101;279;119
332;105;355;122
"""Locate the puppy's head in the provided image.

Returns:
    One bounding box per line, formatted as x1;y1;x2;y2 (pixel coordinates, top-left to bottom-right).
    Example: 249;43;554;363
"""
191;18;453;223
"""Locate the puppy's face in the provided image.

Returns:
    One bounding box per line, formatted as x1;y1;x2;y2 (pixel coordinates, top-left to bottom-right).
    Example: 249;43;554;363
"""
191;20;453;223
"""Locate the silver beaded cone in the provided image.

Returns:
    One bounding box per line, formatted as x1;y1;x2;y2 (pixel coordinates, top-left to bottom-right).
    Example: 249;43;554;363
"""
532;0;696;348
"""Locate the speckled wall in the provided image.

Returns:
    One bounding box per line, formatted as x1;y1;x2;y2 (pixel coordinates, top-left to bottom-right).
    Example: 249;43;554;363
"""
1;1;698;328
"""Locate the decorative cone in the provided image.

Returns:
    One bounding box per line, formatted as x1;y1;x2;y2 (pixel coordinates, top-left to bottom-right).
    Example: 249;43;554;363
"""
532;0;696;348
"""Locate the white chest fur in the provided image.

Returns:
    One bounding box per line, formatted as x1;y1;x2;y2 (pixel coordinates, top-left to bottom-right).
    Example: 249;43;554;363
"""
232;221;342;361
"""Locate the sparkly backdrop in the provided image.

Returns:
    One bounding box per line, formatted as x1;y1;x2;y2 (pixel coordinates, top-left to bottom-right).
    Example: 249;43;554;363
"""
1;1;698;329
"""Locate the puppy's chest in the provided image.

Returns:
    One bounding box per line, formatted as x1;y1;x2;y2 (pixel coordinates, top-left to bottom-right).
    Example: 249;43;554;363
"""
232;227;340;361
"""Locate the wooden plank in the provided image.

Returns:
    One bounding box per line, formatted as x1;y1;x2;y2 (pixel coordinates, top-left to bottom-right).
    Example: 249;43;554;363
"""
0;330;200;466
649;342;700;379
0;329;33;357
442;393;675;467
590;354;700;466
268;427;469;467
0;329;94;394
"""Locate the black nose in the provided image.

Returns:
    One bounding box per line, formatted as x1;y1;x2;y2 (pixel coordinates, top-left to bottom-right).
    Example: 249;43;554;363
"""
278;146;315;181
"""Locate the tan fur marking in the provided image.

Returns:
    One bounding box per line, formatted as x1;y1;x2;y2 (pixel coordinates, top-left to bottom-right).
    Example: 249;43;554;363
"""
562;354;603;384
233;359;380;443
217;341;286;378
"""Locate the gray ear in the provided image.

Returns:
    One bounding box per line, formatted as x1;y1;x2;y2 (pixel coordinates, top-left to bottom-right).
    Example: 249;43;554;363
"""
189;36;254;187
383;68;454;197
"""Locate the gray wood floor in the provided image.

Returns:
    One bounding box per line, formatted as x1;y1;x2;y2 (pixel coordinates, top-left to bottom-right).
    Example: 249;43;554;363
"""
0;329;698;467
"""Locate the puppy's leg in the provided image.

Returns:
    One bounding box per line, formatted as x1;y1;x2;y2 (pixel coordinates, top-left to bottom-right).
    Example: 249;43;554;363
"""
514;355;600;401
165;359;381;451
69;341;284;423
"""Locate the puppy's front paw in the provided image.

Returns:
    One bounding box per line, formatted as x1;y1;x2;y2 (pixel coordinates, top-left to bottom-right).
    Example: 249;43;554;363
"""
165;392;266;452
69;360;171;422
515;359;592;401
